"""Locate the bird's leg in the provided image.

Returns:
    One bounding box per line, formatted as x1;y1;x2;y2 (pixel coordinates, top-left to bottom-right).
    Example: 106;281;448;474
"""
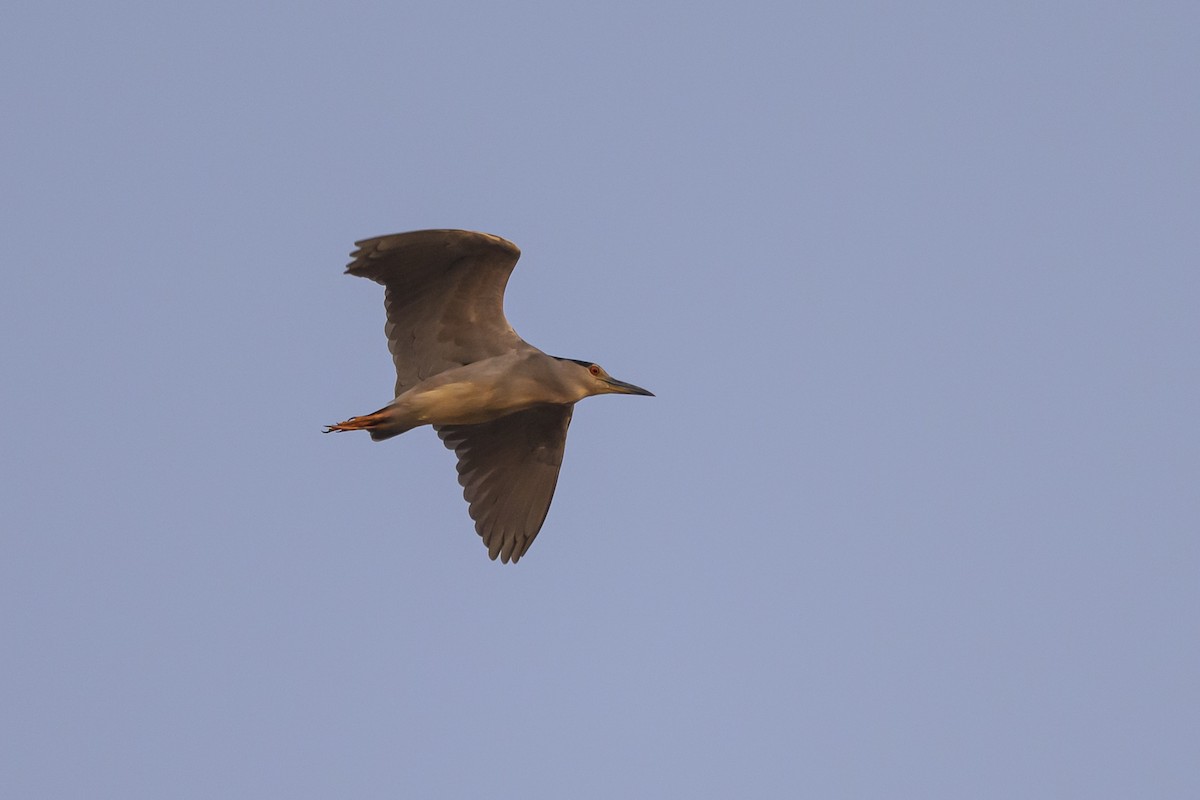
323;409;392;434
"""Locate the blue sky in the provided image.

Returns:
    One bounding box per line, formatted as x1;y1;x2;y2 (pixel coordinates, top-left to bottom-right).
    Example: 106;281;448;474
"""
3;3;1197;797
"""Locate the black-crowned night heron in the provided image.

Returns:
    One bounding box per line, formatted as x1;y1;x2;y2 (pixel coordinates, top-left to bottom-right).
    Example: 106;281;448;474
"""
326;229;653;563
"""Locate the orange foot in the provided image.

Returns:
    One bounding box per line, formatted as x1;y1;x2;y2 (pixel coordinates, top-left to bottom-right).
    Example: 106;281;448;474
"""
323;410;388;433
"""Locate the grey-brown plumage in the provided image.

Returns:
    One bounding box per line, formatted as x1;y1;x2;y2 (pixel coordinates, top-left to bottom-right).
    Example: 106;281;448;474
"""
328;229;652;563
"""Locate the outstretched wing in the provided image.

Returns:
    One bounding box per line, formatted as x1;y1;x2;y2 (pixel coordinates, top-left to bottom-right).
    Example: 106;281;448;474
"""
346;229;533;396
436;404;574;563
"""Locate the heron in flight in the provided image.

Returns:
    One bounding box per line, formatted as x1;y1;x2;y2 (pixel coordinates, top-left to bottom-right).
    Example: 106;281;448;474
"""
326;229;653;563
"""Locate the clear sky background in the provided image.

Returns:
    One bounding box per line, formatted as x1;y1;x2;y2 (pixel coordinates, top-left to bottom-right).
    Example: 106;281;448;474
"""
3;3;1197;797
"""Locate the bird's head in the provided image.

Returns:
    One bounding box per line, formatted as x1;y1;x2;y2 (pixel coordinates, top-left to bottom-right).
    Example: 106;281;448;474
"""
560;358;654;399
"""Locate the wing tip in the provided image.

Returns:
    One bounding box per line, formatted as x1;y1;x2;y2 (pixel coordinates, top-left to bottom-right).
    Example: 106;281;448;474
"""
345;229;520;276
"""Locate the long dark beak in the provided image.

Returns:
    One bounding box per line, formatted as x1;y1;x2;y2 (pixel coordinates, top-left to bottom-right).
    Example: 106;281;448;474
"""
605;377;654;396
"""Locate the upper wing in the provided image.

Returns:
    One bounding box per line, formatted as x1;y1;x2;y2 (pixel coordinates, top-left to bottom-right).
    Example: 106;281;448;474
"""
346;229;531;396
436;404;574;563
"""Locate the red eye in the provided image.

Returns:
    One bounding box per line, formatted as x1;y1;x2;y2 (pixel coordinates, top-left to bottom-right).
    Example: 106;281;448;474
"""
589;364;600;376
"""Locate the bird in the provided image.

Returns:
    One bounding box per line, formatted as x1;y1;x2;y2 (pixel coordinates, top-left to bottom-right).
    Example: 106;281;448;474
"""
326;229;653;563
